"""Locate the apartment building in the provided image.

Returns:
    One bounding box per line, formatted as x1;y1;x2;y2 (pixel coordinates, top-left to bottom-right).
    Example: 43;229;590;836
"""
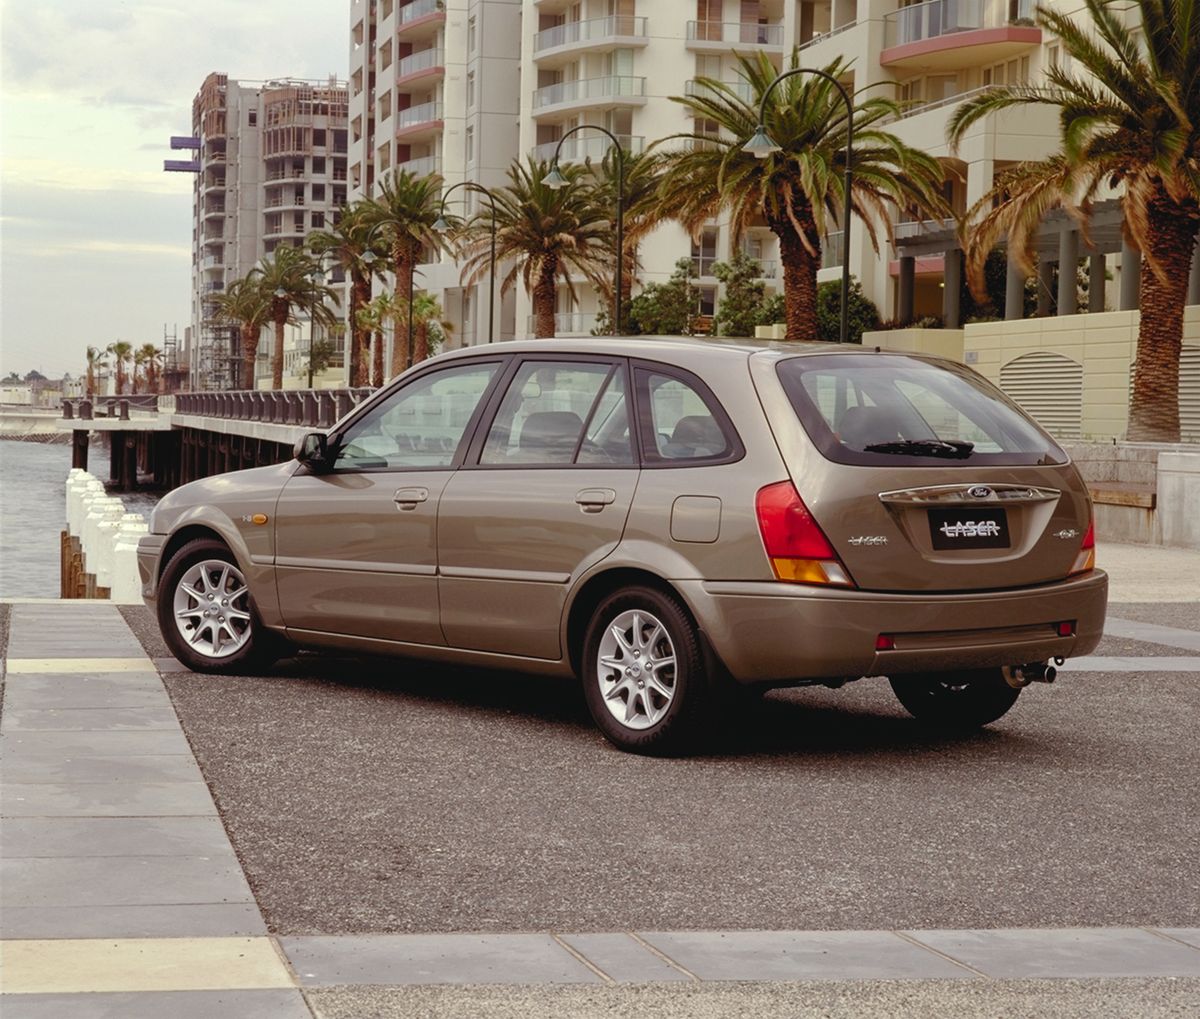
166;72;350;390
348;0;522;347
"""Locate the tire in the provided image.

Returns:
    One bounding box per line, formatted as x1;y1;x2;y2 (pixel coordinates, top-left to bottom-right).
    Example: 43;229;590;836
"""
889;669;1021;730
581;585;710;754
157;538;281;674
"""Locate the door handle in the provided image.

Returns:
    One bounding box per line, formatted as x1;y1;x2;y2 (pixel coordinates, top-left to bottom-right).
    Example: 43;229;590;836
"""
393;487;429;510
575;488;616;513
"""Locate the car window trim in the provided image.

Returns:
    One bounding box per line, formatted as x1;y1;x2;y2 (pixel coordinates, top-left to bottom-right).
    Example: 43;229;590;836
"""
326;356;511;475
629;358;745;468
462;353;639;471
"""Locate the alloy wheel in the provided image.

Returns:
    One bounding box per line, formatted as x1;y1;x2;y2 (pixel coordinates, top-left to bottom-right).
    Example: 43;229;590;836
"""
596;609;677;730
172;559;253;659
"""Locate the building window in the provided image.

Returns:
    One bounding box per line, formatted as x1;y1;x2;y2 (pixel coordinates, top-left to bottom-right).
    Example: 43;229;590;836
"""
691;227;718;277
313;128;326;147
248;110;257;126
465;126;475;164
312;156;326;175
467;71;476;108
698;286;716;317
312;212;325;229
312;183;326;201
468;15;477;52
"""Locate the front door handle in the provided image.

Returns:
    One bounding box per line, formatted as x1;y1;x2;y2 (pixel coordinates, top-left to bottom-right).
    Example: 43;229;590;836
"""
575;488;616;513
393;486;429;510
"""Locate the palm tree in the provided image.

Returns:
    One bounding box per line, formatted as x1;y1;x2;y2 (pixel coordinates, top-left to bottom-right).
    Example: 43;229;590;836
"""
246;245;341;390
106;341;133;395
354;294;388;388
948;0;1200;442
306;203;388;388
361;169;446;364
211;278;271;389
84;346;107;399
662;52;947;341
138;344;163;395
132;346;147;394
409;291;453;364
459;157;612;338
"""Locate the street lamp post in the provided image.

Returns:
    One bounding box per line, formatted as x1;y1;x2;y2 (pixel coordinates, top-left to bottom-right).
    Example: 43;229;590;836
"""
433;182;498;344
542;126;625;335
743;67;854;344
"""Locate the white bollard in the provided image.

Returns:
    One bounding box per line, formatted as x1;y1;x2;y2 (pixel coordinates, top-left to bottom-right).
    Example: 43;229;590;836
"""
67;476;103;536
109;536;146;605
82;498;124;562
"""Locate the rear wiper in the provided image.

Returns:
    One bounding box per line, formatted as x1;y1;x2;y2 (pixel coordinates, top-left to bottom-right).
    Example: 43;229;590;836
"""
862;438;975;459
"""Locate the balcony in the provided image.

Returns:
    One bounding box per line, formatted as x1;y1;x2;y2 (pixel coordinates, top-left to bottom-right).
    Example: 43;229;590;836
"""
395;48;444;87
397;154;442;177
532;76;646;116
533;134;643;162
395;100;444;140
686;21;784;53
882;0;1040;70
798;20;859;52
896;85;988;120
533;16;648;63
526;312;598;336
397;0;445;39
684;78;755;109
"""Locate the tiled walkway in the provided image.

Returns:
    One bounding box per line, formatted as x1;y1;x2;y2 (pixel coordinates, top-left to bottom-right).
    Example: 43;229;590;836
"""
2;601;1199;1017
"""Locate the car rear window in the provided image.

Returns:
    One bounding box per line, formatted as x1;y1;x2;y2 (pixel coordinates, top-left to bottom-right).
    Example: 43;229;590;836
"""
775;354;1068;467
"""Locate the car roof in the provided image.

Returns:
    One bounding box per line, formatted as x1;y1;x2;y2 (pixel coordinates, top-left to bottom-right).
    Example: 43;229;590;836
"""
433;335;927;367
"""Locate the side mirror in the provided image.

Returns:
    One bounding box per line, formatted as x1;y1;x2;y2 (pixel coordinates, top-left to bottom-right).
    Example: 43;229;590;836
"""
294;431;331;471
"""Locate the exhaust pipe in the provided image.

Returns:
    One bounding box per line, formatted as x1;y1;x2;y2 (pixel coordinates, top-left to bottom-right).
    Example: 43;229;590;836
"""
1003;661;1058;689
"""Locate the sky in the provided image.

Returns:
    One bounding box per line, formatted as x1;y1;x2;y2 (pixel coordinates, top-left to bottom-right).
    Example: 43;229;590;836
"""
0;0;349;379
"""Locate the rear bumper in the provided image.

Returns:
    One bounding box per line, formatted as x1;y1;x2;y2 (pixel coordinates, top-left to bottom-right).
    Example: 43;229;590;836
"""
677;570;1108;684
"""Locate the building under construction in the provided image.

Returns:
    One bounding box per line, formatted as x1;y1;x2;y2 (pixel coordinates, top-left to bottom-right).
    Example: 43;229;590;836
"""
166;72;349;391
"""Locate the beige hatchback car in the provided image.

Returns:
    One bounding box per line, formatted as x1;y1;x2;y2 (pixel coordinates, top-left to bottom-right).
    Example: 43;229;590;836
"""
139;338;1107;753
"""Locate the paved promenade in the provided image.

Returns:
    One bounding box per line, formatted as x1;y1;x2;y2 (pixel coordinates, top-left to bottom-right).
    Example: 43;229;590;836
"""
2;540;1198;1017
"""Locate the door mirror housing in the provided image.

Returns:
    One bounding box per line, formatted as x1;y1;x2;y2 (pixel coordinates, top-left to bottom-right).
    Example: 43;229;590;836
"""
294;431;332;471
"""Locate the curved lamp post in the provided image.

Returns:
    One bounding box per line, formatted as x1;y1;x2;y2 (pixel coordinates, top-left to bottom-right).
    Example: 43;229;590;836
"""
743;67;853;344
542;125;625;335
433;181;498;344
361;222;420;370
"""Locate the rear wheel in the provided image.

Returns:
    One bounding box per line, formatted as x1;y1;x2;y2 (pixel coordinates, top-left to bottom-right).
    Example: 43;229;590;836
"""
889;669;1020;730
582;586;710;754
157;538;281;674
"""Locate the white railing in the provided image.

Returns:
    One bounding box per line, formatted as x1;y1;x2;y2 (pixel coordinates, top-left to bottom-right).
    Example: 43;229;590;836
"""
399;0;441;25
894;216;958;240
534;15;647;52
897;85;989;119
686;21;785;46
684;78;755;106
398;154;442;176
884;0;1035;48
533;134;644;162
526;312;599;335
533;75;646;109
397;100;443;128
396;48;444;78
798;20;859;51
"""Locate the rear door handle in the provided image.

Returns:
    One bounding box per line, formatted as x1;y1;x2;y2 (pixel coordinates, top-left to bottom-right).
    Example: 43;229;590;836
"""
393;487;429;510
575;488;617;513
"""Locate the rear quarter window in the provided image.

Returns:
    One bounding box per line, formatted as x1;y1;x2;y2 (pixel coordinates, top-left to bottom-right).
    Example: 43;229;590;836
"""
776;354;1068;467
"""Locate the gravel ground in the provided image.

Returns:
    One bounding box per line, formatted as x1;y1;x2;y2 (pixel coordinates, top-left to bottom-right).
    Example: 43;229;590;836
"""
120;604;1200;937
304;977;1200;1019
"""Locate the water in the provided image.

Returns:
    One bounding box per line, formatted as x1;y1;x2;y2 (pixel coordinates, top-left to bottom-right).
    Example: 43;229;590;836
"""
0;439;162;598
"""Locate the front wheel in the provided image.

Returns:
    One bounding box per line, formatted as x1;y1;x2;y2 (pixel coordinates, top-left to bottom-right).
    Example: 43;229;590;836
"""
889;669;1021;730
157;538;280;674
581;586;710;754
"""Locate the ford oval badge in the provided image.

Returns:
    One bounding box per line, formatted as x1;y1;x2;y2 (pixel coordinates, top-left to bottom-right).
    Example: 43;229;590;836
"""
967;485;993;499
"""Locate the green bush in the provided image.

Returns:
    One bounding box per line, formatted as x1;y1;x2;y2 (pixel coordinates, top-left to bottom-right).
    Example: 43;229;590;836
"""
816;277;880;344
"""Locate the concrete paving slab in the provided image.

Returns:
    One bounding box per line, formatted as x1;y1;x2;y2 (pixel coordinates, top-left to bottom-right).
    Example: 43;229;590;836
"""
0;753;205;785
1061;655;1200;671
1160;929;1200;949
1;730;192;756
4;639;150;658
154;657;189;673
638;931;970;981
0;781;216;817
1;816;234;857
2;854;254;908
0;990;312;1019
906;928;1200;979
2;704;183;731
558;932;693;982
1;674;171;710
4;659;157;674
1104;618;1200;653
281;933;603;986
2;937;293;994
0;903;268;940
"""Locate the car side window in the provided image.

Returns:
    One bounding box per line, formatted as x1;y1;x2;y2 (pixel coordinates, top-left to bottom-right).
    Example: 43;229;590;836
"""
333;362;499;470
638;370;732;462
480;360;634;466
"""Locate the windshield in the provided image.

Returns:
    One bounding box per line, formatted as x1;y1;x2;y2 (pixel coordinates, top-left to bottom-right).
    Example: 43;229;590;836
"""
776;354;1068;467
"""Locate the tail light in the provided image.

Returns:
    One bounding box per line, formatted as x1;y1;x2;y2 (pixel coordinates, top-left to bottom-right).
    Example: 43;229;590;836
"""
756;481;855;587
1069;518;1095;576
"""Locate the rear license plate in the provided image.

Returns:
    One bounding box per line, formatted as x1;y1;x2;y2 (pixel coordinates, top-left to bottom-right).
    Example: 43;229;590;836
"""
929;507;1010;550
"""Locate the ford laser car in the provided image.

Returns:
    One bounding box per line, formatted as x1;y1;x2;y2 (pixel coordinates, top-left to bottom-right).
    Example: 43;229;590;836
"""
138;338;1107;753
